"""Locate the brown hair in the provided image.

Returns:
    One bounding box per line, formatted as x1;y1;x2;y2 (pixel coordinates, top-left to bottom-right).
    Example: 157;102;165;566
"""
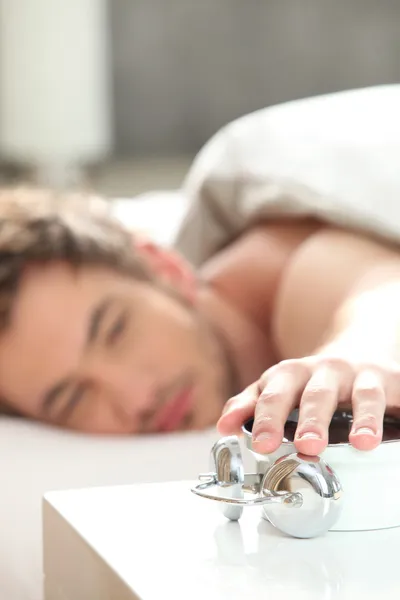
0;186;152;334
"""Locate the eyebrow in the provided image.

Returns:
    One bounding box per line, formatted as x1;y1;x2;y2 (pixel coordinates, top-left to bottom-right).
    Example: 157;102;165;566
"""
41;297;117;417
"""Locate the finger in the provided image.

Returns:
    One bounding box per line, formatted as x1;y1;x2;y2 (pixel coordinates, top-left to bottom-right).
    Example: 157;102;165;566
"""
217;382;258;435
252;364;310;454
349;369;385;451
294;365;344;455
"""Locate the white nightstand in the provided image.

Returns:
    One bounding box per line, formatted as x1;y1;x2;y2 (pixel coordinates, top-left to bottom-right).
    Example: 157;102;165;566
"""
43;480;400;600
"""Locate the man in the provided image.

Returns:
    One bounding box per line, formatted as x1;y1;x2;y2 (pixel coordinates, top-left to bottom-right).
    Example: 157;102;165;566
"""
1;86;400;457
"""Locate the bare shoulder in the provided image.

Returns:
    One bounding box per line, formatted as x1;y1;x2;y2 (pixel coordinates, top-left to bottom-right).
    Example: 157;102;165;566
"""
200;218;323;330
272;225;400;359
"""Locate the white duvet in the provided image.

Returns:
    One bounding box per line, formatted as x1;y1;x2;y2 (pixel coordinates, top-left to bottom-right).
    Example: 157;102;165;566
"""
175;84;400;265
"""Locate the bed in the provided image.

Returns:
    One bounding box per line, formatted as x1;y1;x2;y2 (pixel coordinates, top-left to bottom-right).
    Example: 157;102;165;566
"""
3;83;400;600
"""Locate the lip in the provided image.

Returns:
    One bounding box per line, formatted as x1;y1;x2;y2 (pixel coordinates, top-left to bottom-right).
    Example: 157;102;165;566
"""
154;384;194;433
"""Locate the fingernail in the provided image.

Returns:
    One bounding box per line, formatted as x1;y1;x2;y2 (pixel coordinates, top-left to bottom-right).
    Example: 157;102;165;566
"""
253;433;272;443
297;432;321;440
354;427;375;436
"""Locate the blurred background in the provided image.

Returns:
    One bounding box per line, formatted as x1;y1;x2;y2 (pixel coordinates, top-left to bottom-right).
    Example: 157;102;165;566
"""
0;0;399;198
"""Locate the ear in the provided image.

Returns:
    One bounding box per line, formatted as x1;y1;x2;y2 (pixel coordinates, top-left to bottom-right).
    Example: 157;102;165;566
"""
135;237;197;304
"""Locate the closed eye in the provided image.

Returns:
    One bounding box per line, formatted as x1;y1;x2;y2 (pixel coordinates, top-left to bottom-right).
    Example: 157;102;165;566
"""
58;384;87;423
105;310;128;346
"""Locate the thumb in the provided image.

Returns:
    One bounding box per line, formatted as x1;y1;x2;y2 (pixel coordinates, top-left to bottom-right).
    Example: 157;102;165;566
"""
217;383;258;435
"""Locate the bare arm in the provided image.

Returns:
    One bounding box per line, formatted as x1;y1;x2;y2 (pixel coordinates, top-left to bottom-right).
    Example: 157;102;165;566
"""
218;227;400;455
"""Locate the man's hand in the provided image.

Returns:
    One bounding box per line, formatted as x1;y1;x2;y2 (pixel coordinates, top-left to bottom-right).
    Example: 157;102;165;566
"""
217;228;400;457
217;354;400;456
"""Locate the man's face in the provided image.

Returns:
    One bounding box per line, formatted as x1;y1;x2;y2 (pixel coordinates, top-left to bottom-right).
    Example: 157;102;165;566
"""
0;260;227;433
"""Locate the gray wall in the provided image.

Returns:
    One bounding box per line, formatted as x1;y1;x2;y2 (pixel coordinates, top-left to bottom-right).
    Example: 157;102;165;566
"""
111;0;400;156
